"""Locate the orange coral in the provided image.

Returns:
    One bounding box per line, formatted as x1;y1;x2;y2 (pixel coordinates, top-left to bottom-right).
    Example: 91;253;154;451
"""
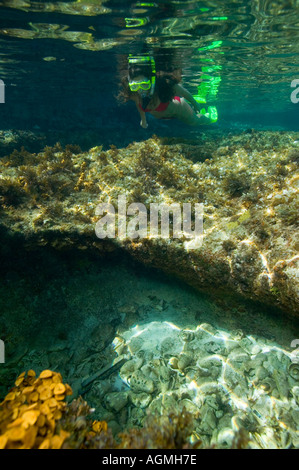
91;420;108;434
0;369;72;449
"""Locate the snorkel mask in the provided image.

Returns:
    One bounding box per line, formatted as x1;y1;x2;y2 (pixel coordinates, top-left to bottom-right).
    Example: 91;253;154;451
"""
128;55;156;95
128;78;152;92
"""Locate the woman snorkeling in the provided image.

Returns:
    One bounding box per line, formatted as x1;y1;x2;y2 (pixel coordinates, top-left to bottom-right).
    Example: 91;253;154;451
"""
120;55;217;128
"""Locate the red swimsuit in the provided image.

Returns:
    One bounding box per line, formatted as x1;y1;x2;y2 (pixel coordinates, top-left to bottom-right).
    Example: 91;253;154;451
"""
139;96;181;113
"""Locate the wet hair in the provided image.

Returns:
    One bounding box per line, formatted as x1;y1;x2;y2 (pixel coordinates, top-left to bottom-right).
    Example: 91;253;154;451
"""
155;72;179;102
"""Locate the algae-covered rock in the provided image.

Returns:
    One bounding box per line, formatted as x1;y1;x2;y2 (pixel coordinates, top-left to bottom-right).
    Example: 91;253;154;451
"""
0;131;298;316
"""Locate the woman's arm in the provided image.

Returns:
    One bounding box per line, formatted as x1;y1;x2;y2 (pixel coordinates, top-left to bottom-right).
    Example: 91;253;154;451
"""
173;83;202;112
132;95;148;128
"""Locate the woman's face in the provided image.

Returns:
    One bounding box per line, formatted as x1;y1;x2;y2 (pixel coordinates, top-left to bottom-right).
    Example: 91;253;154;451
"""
129;75;152;97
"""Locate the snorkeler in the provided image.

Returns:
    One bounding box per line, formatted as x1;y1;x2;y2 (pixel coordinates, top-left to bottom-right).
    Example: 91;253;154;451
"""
124;55;217;128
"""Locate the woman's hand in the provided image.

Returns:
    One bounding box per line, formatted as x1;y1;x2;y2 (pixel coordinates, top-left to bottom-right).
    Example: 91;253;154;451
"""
140;120;148;129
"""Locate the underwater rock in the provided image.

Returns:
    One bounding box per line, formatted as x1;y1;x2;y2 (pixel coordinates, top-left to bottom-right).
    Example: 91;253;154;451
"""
129;392;152;409
199;323;219;336
105;391;128;413
291;386;299;405
0;132;298;316
129;370;155;394
180;329;195;343
258;378;276;394
254;366;269;381
106;320;299;448
168;356;179;370
149;393;181;416
227;348;249;370
200;407;217;434
215;427;235;448
119;357;143;382
289;363;299;381
204;340;225;355
177;352;193;372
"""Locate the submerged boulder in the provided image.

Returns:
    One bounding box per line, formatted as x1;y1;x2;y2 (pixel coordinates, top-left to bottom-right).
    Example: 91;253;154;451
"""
0;131;298;316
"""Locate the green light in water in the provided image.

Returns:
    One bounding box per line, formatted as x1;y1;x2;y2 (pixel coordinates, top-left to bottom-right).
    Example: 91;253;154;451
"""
135;2;157;7
125;17;149;27
197;40;223;52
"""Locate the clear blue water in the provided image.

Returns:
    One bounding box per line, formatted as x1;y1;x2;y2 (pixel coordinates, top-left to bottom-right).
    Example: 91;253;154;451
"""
0;0;298;148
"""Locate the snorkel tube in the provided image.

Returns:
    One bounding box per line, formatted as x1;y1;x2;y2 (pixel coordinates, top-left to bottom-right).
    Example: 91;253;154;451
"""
128;54;156;96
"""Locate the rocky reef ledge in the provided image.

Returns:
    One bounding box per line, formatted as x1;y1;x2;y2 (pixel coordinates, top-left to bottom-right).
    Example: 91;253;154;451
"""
0;131;298;316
